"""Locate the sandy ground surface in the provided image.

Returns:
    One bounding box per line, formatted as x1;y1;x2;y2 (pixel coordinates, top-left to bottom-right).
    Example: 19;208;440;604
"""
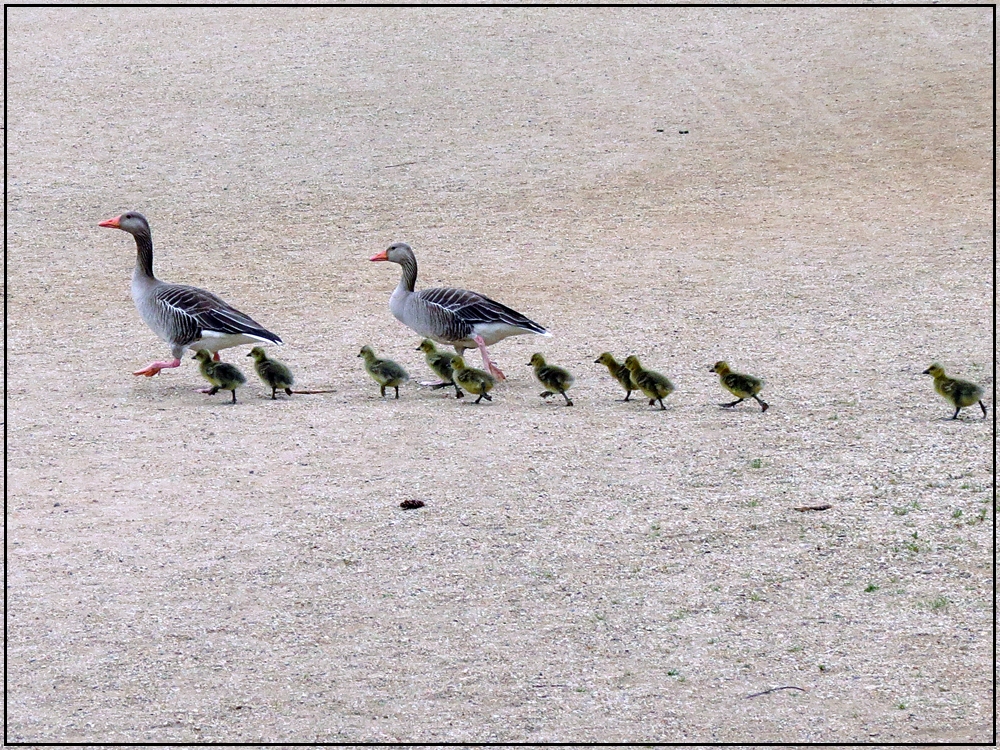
6;7;994;744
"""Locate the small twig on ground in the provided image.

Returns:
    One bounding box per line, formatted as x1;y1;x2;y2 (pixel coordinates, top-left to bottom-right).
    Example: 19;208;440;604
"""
383;161;419;169
746;686;807;699
289;389;338;394
793;504;832;512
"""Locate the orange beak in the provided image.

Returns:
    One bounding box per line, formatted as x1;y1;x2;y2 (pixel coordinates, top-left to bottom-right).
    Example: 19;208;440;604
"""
369;250;388;262
98;216;122;228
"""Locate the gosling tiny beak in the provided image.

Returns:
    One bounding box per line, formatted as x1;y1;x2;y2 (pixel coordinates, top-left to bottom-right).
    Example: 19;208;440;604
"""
921;368;931;375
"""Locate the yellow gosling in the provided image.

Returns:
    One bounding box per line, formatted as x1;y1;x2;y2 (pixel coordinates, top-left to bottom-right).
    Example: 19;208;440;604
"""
358;345;409;399
595;352;633;401
922;363;986;420
528;353;575;406
193;349;245;404
247;346;294;399
623;355;675;410
417;338;463;398
451;356;496;404
710;361;768;412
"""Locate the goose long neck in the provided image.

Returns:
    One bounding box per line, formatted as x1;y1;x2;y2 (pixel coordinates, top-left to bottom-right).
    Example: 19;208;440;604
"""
133;232;155;280
397;251;418;292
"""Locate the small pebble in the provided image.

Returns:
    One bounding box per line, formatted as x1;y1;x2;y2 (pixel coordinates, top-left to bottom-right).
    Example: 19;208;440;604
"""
400;499;425;510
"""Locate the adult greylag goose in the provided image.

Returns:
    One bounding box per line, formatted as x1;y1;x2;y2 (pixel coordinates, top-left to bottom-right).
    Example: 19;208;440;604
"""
624;356;675;410
417;338;463;398
248;346;294;399
451;356;496;404
370;242;549;381
358;345;409;399
922;363;987;419
595;352;634;401
193;349;245;404
710;361;768;412
99;211;281;377
529;353;575;406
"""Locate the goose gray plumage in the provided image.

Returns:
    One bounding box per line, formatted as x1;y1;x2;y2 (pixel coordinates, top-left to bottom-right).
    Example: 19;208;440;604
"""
370;242;549;381
99;212;281;377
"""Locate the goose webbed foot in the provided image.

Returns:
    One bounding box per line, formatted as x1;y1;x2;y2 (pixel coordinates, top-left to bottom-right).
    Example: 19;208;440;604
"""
754;396;769;412
133;358;181;377
474;392;493;404
284;388;293;397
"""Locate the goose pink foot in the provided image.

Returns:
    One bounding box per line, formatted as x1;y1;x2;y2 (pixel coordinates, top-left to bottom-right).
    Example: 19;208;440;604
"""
474;335;506;381
133;358;181;377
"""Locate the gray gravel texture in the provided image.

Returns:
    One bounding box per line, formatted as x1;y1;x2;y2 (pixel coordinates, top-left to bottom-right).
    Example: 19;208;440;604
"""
6;6;994;744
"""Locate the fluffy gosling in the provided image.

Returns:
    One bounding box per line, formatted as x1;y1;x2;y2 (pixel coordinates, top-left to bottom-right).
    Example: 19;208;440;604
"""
247;346;294;399
358;345;409;399
623;355;675;410
595;352;634;401
710;361;768;412
193;349;245;403
528;353;574;406
922;363;986;420
451;356;496;404
417;338;463;398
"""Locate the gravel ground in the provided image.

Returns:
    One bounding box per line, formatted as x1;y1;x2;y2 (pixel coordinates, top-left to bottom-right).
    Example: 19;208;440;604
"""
6;7;994;743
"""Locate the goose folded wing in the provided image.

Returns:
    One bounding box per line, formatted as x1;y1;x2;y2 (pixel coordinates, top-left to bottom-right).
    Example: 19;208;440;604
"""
418;287;547;334
156;285;281;343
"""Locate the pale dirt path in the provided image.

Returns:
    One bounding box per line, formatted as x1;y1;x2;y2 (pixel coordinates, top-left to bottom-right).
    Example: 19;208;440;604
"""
6;7;993;743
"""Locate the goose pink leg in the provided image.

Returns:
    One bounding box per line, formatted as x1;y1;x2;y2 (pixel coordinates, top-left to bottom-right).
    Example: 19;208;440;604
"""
474;335;506;381
133;358;181;377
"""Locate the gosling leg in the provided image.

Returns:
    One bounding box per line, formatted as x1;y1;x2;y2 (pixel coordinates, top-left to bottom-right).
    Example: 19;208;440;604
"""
951;407;961;420
230;389;237;404
380;385;386;398
622;390;632;402
561;391;573;407
208;386;220;396
753;395;769;412
271;387;277;400
394;385;400;399
721;398;744;408
980;400;988;418
540;390;554;399
474;392;492;404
